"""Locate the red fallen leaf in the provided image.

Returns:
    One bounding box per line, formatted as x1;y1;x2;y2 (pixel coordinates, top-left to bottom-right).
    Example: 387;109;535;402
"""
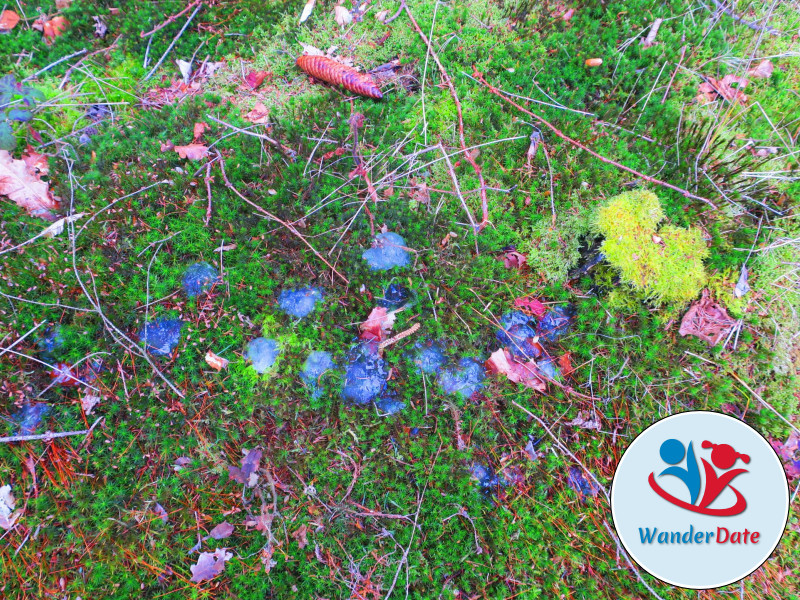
208;521;234;540
192;121;208;142
228;448;262;487
486;348;546;391
557;352;573;376
190;548;232;583
0;9;20;31
50;362;79;386
204;350;229;371
501;250;527;269
514;296;547;317
678;290;736;346
174;144;209;160
243;102;270;124
697;74;749;104
245;70;270;89
746;59;773;79
292;524;309;549
33;16;70;42
22;146;49;176
360;306;395;342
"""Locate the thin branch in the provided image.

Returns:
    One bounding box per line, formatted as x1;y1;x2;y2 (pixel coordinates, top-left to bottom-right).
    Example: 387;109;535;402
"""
217;154;349;285
206;114;297;161
404;1;490;230
142;3;203;81
0;417;103;444
469;70;720;210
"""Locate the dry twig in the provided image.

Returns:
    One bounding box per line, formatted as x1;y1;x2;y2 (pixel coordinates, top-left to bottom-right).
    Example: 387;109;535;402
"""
470;71;719;210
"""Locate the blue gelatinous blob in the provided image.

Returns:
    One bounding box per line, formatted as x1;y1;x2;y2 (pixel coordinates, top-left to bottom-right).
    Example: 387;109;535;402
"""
536;357;560;381
377;283;412;310
12;402;51;436
247;338;280;373
438;357;485;399
36;326;65;358
342;342;387;405
567;466;599;499
301;350;335;398
278;287;324;318
410;341;446;375
362;232;410;271
182;262;220;297
496;312;541;359
537;305;575;342
139;319;183;356
375;393;405;415
470;463;500;489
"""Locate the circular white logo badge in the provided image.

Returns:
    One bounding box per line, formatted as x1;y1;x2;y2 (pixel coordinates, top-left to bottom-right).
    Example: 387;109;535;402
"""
611;411;789;589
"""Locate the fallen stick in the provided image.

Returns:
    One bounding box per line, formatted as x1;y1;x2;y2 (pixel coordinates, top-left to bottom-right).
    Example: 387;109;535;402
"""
217;155;349;285
143;3;203;81
206;114;297;162
403;2;490;230
141;0;203;38
470;70;719;210
709;0;780;35
0;417;103;444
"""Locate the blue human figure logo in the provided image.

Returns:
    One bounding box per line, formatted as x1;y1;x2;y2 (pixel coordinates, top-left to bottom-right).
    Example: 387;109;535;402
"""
658;438;701;505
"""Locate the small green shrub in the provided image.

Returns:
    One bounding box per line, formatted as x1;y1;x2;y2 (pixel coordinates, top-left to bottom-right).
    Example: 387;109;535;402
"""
595;190;708;305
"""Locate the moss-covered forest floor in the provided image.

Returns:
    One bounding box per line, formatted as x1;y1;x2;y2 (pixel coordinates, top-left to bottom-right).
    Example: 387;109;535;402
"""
0;0;798;598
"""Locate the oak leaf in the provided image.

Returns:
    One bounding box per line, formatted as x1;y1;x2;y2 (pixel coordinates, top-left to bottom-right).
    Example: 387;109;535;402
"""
208;521;234;540
244;70;269;90
697;75;748;104
190;548;232;583
174;144;209;160
0;149;59;219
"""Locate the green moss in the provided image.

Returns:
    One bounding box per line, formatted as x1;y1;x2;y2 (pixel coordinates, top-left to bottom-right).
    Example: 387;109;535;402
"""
595;189;708;305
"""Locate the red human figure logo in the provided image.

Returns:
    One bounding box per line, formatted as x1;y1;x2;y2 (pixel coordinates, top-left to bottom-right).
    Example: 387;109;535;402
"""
697;441;750;512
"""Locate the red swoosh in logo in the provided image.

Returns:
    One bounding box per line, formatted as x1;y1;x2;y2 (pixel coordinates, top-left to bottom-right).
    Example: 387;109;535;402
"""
648;473;747;516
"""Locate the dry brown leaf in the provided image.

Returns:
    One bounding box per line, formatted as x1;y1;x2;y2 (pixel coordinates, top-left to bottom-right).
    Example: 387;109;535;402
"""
334;5;352;28
0;9;20;31
697;75;749;104
80;393;101;415
190;549;232;583
205;350;229;371
228;448;262;487
192;122;208;142
0;149;59;220
244;70;270;89
243;102;270;124
55;0;73;8
359;307;396;342
747;59;773;79
174;144;209;160
292;524;309;548
34;16;70;42
22;147;49;176
0;485;21;531
486;348;547;391
678;290;736;346
208;521;234;540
